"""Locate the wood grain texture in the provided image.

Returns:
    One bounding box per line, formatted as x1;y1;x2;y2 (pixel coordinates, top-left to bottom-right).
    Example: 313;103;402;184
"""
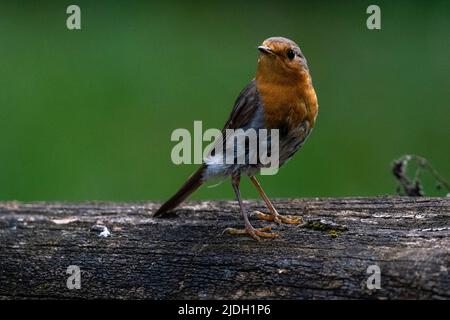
0;197;449;300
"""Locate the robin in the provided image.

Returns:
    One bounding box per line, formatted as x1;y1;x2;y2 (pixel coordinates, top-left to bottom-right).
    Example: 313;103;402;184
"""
153;37;319;241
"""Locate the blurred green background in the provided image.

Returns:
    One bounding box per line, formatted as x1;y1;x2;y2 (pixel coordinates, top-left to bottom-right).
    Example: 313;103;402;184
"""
0;0;449;201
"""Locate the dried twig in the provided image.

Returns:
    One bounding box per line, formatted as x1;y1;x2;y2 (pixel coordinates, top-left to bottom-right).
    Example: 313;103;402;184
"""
392;155;449;196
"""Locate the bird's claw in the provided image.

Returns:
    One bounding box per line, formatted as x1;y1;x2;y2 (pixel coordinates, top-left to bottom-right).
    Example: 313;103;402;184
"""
223;225;278;241
254;210;302;225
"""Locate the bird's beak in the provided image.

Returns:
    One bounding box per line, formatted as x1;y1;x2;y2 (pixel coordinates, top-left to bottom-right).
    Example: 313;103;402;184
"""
258;45;274;55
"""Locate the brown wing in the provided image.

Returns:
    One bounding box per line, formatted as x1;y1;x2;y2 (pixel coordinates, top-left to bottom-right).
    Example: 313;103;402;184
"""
221;79;262;130
207;80;262;158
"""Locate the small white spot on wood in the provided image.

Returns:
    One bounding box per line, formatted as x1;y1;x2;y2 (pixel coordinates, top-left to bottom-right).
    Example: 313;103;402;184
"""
91;224;111;238
99;226;111;237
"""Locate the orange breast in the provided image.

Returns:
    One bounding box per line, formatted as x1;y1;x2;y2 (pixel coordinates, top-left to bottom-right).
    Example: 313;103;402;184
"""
256;76;318;131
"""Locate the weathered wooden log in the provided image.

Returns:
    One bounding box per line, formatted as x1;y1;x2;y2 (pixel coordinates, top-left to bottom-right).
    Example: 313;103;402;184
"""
0;197;449;299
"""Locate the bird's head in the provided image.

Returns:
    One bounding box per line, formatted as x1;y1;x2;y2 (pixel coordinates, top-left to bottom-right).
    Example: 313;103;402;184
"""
256;37;309;82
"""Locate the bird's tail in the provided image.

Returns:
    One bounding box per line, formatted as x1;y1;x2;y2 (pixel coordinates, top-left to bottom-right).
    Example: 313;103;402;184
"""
153;165;206;217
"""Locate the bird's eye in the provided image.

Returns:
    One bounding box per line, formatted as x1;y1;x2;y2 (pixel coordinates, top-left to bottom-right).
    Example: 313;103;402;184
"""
286;49;296;60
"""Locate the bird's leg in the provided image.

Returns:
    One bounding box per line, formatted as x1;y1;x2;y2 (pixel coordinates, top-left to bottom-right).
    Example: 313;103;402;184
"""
223;174;278;241
249;176;302;224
